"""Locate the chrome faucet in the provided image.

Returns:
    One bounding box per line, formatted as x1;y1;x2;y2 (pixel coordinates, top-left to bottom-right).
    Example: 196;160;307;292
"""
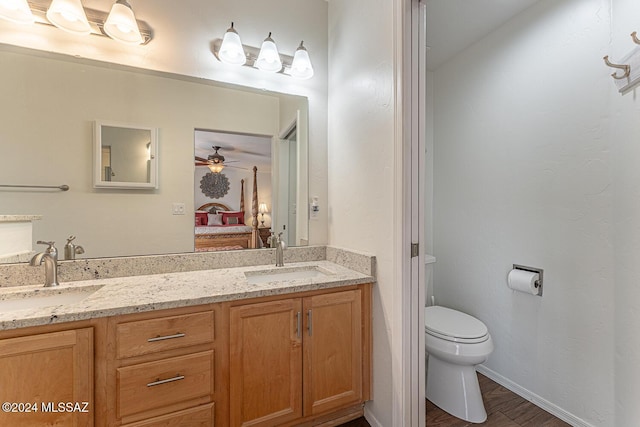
275;232;287;267
64;235;85;260
30;241;60;287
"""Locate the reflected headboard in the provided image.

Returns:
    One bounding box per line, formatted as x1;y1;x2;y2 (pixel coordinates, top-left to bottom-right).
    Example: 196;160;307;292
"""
197;202;231;213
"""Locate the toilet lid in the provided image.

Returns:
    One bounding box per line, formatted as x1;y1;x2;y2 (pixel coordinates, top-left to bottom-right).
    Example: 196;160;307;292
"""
425;306;488;342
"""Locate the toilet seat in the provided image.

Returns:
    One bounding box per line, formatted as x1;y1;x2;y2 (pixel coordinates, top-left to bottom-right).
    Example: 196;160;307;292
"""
425;306;489;344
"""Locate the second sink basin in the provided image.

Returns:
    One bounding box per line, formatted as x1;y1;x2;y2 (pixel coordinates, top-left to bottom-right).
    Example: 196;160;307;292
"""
0;284;104;313
245;266;333;285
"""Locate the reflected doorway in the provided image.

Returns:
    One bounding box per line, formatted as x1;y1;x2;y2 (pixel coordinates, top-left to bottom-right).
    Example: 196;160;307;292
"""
276;125;298;247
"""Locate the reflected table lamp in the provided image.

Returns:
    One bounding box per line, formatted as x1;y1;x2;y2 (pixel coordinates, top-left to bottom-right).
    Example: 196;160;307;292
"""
259;203;268;227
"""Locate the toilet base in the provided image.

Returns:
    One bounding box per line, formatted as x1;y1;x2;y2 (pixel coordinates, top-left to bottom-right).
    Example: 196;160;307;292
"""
426;355;487;423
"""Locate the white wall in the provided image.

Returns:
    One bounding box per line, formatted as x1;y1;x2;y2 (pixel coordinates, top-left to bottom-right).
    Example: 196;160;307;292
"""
426;70;435;305
610;1;640;425
328;0;397;425
431;0;615;425
0;0;328;246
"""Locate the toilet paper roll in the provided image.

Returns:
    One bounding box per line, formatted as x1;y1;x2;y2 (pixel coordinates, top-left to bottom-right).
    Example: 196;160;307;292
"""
507;269;540;295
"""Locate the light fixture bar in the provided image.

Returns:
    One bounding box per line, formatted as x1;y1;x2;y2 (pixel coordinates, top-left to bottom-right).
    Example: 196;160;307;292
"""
25;0;152;44
213;38;297;75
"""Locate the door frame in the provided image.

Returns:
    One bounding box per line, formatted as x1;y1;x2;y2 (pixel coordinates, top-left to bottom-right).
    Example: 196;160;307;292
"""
395;0;427;425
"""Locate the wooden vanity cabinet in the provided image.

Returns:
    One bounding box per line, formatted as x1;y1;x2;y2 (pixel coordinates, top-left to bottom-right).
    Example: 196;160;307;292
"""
105;305;225;427
0;322;100;427
0;282;371;427
229;284;372;427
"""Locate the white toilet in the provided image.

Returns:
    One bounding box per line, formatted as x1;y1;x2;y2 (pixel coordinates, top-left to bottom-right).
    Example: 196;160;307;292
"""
425;305;494;423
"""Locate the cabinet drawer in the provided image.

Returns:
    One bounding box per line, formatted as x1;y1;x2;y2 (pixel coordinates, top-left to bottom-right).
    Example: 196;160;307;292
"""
117;351;214;419
122;402;214;426
117;311;214;359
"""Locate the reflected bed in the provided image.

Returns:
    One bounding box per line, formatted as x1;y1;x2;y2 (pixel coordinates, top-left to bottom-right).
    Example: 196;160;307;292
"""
194;168;261;251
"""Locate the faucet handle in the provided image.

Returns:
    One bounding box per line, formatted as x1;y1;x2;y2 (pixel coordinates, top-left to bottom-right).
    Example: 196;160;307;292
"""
36;241;58;256
66;235;76;244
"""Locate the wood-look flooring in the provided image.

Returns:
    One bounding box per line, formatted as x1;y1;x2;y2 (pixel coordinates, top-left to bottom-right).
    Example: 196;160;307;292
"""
340;374;570;427
426;373;571;426
338;417;371;427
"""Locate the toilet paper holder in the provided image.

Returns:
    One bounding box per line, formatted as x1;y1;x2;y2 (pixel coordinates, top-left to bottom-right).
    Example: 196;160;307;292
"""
513;264;543;296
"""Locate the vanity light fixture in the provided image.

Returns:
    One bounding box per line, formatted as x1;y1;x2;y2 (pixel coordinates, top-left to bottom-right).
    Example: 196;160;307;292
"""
289;41;314;80
0;0;152;44
46;0;90;35
103;0;142;45
0;0;34;24
256;32;282;72
218;22;246;66
213;23;314;79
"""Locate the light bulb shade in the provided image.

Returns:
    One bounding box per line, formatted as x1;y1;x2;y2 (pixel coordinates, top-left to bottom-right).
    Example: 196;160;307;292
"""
259;203;268;214
208;164;224;173
256;35;282;72
0;0;34;24
219;24;246;65
290;43;314;80
46;0;91;35
104;0;142;44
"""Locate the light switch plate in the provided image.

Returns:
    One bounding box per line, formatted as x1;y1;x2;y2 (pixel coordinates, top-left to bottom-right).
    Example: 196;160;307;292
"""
172;203;185;215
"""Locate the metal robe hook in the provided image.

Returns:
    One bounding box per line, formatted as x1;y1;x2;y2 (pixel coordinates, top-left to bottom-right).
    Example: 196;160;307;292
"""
603;55;630;80
631;31;640;45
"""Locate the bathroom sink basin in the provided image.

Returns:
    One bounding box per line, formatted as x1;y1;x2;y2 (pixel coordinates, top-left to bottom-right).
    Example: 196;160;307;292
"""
245;266;333;285
0;284;103;313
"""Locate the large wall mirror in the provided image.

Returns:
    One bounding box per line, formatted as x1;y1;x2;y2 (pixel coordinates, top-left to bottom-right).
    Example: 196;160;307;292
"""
0;45;309;262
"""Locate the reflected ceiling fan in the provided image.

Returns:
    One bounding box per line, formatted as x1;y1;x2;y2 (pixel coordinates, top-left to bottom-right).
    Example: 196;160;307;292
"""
195;146;247;173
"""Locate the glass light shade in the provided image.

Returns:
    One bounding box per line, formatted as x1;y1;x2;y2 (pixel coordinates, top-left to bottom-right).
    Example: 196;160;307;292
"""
290;42;314;80
208;163;224;173
104;0;142;45
259;203;268;214
219;23;246;66
0;0;34;25
255;34;282;73
46;0;91;35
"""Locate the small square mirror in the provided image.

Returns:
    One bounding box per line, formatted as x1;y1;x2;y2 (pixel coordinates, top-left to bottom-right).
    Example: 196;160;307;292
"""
93;121;158;189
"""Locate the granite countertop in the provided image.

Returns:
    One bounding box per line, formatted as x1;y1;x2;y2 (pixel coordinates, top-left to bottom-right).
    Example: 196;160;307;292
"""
0;260;374;331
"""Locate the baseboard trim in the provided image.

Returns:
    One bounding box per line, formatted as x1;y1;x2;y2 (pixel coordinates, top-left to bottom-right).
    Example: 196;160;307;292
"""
476;365;594;427
363;405;384;427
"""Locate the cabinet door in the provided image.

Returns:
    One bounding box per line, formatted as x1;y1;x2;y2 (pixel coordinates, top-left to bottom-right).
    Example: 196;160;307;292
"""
0;328;93;426
303;290;362;416
230;299;303;427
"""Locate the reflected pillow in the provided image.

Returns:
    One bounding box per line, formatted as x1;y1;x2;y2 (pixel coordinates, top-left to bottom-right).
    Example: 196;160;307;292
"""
207;213;223;226
195;211;208;226
221;211;244;225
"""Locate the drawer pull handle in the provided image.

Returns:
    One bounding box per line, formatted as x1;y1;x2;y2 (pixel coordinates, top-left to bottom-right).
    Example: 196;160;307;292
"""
147;333;186;342
147;375;185;387
296;311;301;338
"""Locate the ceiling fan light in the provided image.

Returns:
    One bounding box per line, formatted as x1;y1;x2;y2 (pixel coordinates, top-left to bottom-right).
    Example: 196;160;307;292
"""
290;41;314;80
0;0;34;25
219;22;246;66
256;32;282;73
46;0;91;35
104;0;143;45
208;163;225;173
